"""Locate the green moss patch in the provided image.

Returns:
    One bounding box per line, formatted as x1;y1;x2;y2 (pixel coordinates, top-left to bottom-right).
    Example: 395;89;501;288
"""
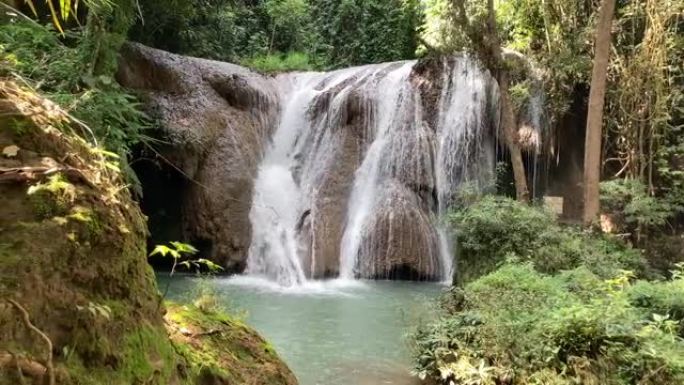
165;303;298;385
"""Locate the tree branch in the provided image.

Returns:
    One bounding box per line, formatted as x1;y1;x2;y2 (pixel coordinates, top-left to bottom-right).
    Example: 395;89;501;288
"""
0;166;94;188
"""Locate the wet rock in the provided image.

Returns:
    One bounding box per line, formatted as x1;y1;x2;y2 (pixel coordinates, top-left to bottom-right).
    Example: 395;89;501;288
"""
356;181;441;280
117;43;279;273
299;125;362;278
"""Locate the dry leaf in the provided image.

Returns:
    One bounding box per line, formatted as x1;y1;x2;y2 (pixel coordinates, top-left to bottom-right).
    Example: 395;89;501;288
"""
2;145;20;158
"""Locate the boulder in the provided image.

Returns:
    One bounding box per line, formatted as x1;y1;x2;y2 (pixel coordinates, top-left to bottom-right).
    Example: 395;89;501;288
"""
356;181;442;280
0;79;297;385
117;43;279;273
0;78;176;385
165;303;298;385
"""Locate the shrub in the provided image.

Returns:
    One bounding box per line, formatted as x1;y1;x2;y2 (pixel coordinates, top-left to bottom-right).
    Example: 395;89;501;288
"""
411;264;684;385
601;179;677;230
448;196;647;283
241;51;317;73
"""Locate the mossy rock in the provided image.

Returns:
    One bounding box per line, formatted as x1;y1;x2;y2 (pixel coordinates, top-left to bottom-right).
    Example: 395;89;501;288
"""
165;303;298;385
0;79;297;385
0;80;178;384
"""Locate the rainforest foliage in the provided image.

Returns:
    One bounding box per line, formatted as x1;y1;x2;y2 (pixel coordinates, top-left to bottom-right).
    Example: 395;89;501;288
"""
414;1;684;382
129;0;424;70
414;197;684;384
2;1;683;384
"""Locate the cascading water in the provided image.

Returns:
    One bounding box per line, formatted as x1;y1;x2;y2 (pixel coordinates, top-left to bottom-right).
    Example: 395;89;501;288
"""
245;73;323;286
433;58;497;281
338;62;418;279
245;57;505;286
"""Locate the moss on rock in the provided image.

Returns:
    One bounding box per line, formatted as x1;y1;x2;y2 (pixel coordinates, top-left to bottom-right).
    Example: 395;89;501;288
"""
165;303;298;385
0;79;297;385
0;79;177;385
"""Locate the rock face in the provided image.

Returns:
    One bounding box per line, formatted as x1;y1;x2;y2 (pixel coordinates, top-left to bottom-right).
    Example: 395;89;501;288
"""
118;45;504;282
117;43;279;273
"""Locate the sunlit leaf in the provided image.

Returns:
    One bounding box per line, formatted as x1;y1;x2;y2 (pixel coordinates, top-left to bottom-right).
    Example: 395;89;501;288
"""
61;0;72;20
150;244;173;257
170;241;199;255
2;145;20;158
46;0;65;35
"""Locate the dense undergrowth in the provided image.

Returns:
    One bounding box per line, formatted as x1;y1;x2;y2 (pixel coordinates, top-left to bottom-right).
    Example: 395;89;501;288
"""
412;197;684;385
448;196;649;284
412;265;684;385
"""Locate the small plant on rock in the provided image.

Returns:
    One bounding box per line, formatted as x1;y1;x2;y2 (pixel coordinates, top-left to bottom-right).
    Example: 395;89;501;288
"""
150;241;223;304
150;241;223;276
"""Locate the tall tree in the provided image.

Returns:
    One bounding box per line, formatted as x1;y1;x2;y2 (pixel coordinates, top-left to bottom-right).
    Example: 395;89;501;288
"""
452;0;529;201
582;0;616;225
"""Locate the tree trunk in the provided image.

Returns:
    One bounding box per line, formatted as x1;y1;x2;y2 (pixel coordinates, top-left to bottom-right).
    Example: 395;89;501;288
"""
498;73;530;202
451;0;529;201
582;0;616;226
486;0;529;202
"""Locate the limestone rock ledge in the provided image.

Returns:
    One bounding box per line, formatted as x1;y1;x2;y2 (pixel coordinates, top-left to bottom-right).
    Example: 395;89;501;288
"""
117;42;280;273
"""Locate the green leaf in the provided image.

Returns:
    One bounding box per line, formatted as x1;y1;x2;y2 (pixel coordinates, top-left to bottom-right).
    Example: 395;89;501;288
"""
46;0;65;35
92;147;121;159
150;244;179;259
170;241;199;255
150;245;171;257
24;0;38;17
197;258;224;272
60;0;72;20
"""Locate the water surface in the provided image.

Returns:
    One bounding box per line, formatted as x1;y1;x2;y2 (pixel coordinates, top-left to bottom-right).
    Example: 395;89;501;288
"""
160;275;442;385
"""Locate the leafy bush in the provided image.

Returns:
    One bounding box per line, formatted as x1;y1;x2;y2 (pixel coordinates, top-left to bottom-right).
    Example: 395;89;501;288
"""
448;196;646;283
601;178;681;231
411;264;684;385
241;51;316;73
1;19;150;192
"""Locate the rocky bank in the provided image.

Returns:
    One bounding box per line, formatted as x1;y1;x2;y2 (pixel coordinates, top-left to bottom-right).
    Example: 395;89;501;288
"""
0;79;296;385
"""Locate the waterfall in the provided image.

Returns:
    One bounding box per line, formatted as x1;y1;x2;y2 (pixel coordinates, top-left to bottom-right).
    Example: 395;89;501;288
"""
338;62;418;279
433;57;497;281
245;74;316;286
245;57;502;286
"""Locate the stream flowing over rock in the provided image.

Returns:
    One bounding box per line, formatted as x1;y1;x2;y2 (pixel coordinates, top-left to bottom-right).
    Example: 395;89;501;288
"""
119;44;506;284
